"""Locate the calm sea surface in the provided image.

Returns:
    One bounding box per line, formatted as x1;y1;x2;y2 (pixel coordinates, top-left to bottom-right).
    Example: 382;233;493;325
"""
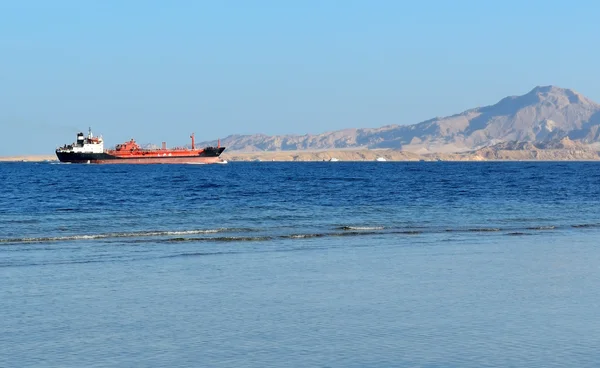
2;161;600;367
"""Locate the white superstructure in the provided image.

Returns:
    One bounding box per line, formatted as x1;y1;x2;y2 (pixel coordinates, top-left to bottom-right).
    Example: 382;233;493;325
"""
56;128;104;153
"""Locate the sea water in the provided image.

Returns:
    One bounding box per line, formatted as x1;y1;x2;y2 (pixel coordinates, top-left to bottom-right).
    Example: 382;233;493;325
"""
1;161;600;367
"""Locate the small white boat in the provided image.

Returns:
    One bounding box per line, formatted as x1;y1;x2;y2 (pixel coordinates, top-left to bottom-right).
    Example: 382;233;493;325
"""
329;157;340;162
376;157;387;162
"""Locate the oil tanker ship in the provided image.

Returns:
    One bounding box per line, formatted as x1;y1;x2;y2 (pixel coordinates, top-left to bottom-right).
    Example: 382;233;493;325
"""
56;128;226;164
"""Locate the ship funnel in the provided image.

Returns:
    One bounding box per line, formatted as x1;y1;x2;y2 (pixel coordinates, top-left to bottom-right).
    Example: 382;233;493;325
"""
162;142;166;150
190;133;195;150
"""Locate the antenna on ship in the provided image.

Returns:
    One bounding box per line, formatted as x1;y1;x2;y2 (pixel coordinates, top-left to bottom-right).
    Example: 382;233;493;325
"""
190;133;195;150
88;127;93;138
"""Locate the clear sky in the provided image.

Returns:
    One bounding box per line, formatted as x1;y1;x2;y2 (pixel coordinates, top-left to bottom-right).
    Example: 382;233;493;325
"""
1;0;598;155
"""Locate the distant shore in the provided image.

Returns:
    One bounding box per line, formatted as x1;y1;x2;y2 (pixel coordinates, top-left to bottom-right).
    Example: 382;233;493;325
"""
0;155;57;162
3;147;600;163
222;149;600;162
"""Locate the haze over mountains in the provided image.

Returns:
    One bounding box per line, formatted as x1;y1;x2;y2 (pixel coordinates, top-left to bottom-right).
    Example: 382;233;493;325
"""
199;86;600;154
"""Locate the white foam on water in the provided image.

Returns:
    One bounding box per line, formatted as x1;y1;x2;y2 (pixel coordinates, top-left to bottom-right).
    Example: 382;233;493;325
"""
0;228;229;244
342;226;385;231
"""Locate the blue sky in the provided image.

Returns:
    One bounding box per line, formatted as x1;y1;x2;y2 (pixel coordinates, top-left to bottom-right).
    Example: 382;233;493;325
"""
1;0;598;155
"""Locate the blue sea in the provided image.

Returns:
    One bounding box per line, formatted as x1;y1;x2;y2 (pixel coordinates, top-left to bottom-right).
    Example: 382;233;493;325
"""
2;161;600;367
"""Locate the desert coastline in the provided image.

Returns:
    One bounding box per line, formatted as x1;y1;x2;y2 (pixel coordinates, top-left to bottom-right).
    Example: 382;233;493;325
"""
0;154;57;162
4;146;600;163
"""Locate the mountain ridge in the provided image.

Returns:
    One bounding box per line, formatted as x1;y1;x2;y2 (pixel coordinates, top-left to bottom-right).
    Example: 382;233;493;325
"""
198;86;600;153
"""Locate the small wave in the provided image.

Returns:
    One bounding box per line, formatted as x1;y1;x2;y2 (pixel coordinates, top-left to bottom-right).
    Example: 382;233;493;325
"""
209;236;273;242
526;226;556;230
332;231;378;237
392;230;423;235
445;228;501;233
161;251;235;259
571;223;600;228
160;230;221;235
467;228;501;232
284;234;326;239
0;228;233;244
506;232;531;236
338;226;385;231
164;236;272;243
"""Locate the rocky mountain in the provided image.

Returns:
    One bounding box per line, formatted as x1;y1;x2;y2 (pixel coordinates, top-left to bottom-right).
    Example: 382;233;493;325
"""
198;86;600;153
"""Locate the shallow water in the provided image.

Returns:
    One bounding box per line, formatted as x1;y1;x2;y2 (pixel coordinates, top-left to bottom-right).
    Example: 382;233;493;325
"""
2;162;600;367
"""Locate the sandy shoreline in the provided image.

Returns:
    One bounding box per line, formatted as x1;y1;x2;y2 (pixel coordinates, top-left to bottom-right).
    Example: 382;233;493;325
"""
0;155;58;162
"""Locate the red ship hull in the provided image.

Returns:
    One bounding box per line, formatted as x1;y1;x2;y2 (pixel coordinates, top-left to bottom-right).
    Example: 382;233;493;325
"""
92;156;226;164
